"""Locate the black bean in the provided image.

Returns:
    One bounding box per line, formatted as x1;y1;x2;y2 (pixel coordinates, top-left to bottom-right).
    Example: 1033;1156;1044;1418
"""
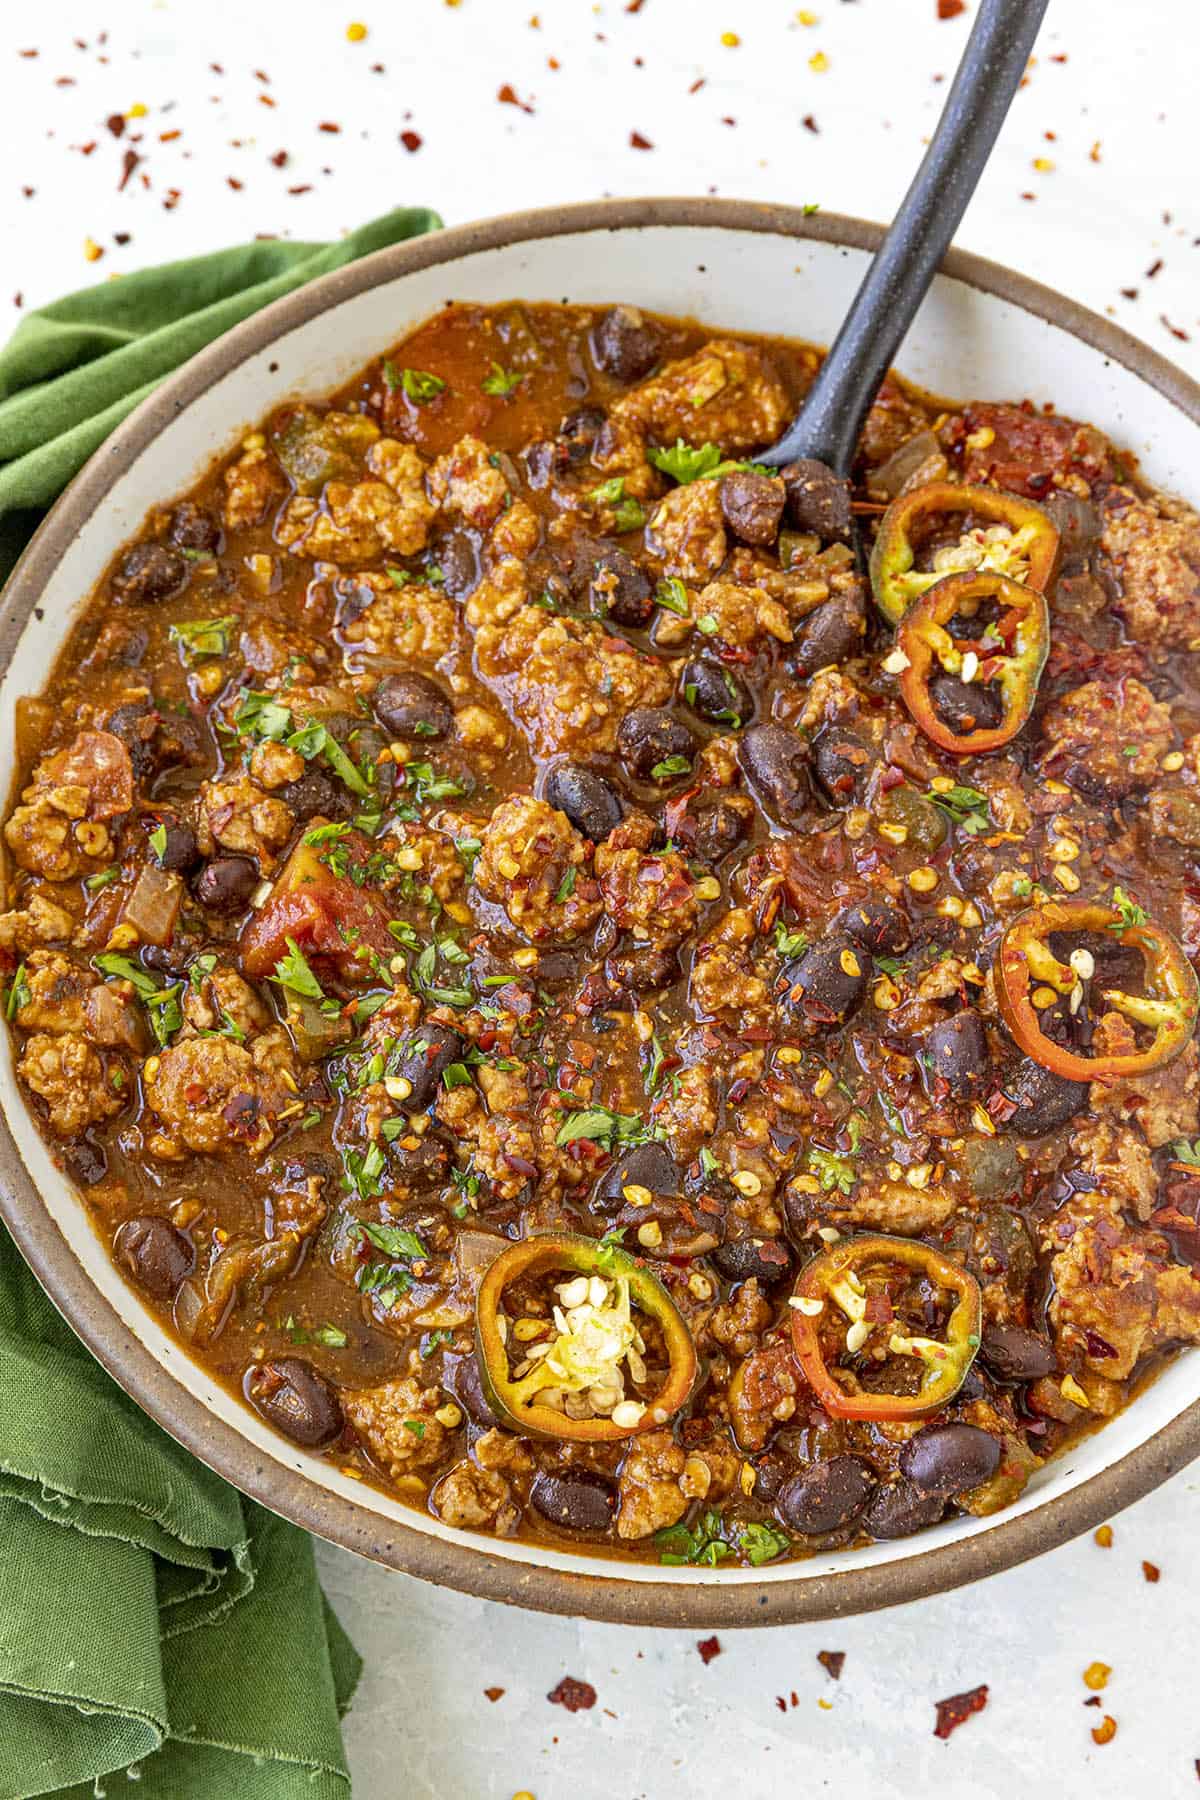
711;1236;793;1286
105;700;160;783
437;531;479;599
775;1456;876;1534
530;1468;619;1532
277;768;344;823
592;305;660;382
394;1024;465;1110
681;658;751;728
444;1351;498;1428
790;591;865;677
245;1357;343;1447
168;500;222;554
112;543;189;604
591;549;653;627
899;1423;1002;1497
114;1215;194;1302
63;1136;108;1186
813;728;872;805
864;1479;946;1539
719;471;786;545
605;942;680;994
739;724;812;829
980;1322;1058;1383
779;938;869;1028
559;407;606;463
924;1011;991;1098
929;674;1004;736
543;761;623;842
1000;1059;1089;1137
692;801;750;862
592;1140;680;1215
523;440;561;489
192;855;258;914
146;815;200;873
617;708;695;782
780;459;853;542
834;896;911;956
373;671;455;740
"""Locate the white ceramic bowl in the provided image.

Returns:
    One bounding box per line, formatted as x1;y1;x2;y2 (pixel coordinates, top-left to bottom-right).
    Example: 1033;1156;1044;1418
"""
3;200;1198;1627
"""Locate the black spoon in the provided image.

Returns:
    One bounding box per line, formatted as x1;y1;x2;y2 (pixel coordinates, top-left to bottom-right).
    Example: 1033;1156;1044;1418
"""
758;0;1050;476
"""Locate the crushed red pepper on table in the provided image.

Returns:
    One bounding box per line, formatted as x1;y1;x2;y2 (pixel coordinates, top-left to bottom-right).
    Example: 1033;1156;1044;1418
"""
817;1650;846;1681
933;1684;989;1739
696;1636;722;1664
547;1677;597;1713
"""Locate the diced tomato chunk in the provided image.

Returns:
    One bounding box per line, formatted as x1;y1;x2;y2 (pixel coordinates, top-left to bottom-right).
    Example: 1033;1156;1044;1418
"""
239;825;396;980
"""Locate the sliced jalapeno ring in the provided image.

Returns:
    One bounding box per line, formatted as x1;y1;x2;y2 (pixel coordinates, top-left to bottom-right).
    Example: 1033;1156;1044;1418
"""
996;900;1200;1083
896;569;1049;755
869;480;1060;626
789;1232;982;1421
474;1232;698;1442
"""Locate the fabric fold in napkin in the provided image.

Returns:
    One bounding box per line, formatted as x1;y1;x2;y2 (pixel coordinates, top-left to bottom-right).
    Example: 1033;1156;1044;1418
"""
0;202;444;1800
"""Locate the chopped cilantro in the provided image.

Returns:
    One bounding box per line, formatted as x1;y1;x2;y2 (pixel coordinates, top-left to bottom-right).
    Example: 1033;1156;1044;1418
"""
648;440;726;484
482;361;525;397
441;1062;474;1090
271;938;324;1001
651;754;691;780
148;823;168;862
695;613;719;636
359;1220;429;1261
385;566;415;587
588;476;645;533
5;963;30;1021
1170;1138;1200;1167
85;865;121;892
384;364;445;404
774;921;809;957
420;1328;454;1359
554;864;577;903
285;1317;348;1349
655;577;690;616
555;1105;656;1151
808;1146;856;1196
402;1419;426;1439
655;1507;732;1568
733;1520;791;1567
927;783;991;835
1110;884;1148;932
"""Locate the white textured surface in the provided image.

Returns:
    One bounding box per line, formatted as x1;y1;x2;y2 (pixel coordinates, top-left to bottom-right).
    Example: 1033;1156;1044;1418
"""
5;1;1200;1795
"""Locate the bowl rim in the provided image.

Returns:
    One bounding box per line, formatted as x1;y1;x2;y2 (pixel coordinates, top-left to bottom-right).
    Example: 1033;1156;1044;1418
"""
3;195;1200;1628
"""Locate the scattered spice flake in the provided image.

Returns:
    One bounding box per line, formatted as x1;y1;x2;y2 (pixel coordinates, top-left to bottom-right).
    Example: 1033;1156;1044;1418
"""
1146;258;1164;278
288;184;313;195
113;231;131;246
270;149;289;167
13;293;23;308
21;186;34;198
318;120;341;133
696;1636;722;1665
159;128;181;142
808;50;828;71
127;103;147;119
630;130;653;149
1094;1524;1114;1547
82;236;104;263
817;1650;845;1681
1142;1560;1161;1582
498;83;535;113
1082;1661;1111;1692
688;77;706;93
1050;51;1068;62
259;93;277;108
346;21;368;40
802;113;819;132
106;112;125;137
18;48;39;57
721;32;741;47
1092;1715;1118;1746
118;148;142;191
933;1684;988;1739
627;0;647;10
162;188;182;211
938;0;966;15
1120;287;1138;300
797;9;819;23
1161;315;1191;342
227;175;244;191
483;1685;505;1702
1033;156;1055;172
547;1677;596;1712
1089;140;1102;161
400;129;423;151
775;1696;787;1713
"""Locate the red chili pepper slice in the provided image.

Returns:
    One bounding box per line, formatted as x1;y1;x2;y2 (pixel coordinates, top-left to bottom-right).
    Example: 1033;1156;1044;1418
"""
995;899;1200;1082
474;1232;698;1442
790;1233;982;1421
896;569;1049;754
869;481;1059;626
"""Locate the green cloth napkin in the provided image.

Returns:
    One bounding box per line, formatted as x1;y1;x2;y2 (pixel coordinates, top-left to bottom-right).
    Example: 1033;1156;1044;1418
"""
0;205;441;581
0;205;443;1800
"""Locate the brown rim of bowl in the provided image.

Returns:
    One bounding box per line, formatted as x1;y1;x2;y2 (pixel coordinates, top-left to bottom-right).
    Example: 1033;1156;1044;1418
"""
2;197;1199;1628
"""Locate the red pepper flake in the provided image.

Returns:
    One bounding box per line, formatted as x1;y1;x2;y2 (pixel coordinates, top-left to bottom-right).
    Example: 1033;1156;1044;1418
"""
1094;1524;1114;1548
1092;1715;1117;1746
13;293;23;308
113;231;131;245
159;128;181;142
626;0;646;10
1146;258;1164;278
802;113;819;132
18;48;39;57
55;76;77;86
933;1683;988;1739
227;176;244;191
259;93;277;108
318;120;341;133
117;148;141;191
288;184;313;195
484;1685;505;1702
162;188;182;211
498;82;535;113
1162;315;1191;342
630;130;653;148
254;68;270;83
21;186;35;198
1120;287;1139;300
1142;1560;1161;1582
688;77;706;93
105;112;125;137
1050;51;1068;62
400;129;423;151
696;1636;722;1665
937;0;966;16
547;1677;596;1712
775;1695;787;1713
817;1650;845;1681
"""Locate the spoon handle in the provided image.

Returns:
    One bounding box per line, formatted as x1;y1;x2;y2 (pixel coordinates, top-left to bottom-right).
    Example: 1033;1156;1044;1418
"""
760;0;1050;473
